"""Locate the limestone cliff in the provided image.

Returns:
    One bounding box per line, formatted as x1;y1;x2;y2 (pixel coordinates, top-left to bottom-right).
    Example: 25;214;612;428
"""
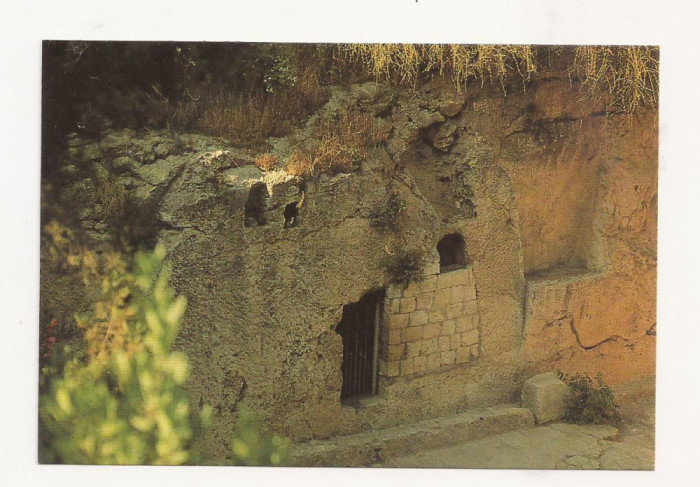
41;76;657;462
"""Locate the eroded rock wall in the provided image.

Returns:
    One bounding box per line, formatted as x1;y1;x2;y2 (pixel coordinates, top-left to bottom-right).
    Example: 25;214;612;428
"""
444;73;658;384
161;145;526;460
516;114;657;384
41;75;656;462
398;75;657;385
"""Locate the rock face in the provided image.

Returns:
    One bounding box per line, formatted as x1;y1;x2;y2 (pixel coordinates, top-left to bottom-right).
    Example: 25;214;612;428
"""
42;77;657;463
521;372;572;424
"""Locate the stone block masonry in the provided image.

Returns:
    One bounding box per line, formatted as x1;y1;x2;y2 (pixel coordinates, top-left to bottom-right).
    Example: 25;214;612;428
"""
521;372;573;424
380;267;480;378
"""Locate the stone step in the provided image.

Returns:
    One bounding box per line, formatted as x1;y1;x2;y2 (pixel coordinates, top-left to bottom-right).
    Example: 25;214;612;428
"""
288;404;535;467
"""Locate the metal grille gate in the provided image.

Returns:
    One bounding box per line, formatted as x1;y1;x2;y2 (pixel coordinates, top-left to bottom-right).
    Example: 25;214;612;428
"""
336;290;383;401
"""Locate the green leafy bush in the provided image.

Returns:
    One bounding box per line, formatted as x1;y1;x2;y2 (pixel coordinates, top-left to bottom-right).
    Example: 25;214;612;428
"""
264;53;298;94
559;372;621;425
39;246;212;464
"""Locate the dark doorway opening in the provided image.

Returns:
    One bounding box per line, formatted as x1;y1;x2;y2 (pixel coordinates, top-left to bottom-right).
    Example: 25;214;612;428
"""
244;182;269;227
335;289;384;402
284;201;299;228
437;233;467;272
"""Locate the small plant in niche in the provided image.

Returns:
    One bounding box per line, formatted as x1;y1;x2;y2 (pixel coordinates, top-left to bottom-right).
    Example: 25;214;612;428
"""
369;191;406;230
558;372;621;425
283;192;305;228
384;248;425;289
284;202;299;228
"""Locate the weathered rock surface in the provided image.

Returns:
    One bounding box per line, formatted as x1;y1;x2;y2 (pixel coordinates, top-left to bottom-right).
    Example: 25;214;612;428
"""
41;76;656;463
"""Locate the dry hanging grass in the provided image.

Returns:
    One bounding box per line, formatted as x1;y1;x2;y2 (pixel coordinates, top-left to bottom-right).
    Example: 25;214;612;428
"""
198;66;327;148
571;45;659;118
162;44;657;143
337;44;538;92
92;173;128;223
199;91;305;148
335;44;657;117
449;45;538;90
285;108;386;177
162;44;657;144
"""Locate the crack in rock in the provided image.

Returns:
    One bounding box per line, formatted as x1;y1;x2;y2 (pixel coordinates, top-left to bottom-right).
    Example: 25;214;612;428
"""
569;318;622;350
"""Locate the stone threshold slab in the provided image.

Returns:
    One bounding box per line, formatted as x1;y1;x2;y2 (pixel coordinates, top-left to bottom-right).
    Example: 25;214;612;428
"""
287;404;534;467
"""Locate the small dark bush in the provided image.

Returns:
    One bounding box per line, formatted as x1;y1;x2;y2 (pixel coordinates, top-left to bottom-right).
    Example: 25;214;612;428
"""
385;249;425;289
559;372;621;425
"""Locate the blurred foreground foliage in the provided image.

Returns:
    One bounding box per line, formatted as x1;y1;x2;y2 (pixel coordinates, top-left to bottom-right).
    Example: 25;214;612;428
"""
39;227;288;465
230;409;289;466
39;245;210;464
